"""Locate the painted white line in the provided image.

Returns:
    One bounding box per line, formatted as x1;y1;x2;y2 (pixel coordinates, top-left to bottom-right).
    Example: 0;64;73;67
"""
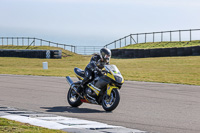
2;115;120;129
0;107;147;133
1;115;69;129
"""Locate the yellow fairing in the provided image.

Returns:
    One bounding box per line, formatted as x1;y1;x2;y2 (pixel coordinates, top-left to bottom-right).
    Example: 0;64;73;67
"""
75;73;84;80
87;84;100;96
107;84;119;96
121;78;124;84
106;72;124;84
106;73;115;81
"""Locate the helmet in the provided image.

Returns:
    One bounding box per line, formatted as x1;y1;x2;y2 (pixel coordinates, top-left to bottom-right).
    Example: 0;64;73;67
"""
100;48;111;63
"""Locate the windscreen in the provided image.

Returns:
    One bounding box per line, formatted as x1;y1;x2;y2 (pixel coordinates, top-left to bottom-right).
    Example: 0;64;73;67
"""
105;65;121;75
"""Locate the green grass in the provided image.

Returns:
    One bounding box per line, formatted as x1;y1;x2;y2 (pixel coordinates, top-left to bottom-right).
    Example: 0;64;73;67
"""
0;45;200;85
0;118;66;133
112;56;200;85
0;45;90;77
121;40;200;49
0;56;200;85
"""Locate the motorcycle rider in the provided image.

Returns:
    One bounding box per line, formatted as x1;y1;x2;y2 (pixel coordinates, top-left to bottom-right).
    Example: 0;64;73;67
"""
75;48;111;95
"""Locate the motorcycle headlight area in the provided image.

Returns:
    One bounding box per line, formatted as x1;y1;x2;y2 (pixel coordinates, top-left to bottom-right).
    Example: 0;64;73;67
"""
114;75;122;83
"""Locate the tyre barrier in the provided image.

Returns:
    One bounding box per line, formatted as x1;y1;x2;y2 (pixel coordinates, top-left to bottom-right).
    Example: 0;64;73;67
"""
0;49;62;59
111;46;200;58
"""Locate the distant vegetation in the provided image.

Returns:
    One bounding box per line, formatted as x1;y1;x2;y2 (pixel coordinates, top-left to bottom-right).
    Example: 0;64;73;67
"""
121;40;200;49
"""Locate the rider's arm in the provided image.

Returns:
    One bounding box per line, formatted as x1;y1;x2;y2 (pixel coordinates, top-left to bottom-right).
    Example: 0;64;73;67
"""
88;55;99;71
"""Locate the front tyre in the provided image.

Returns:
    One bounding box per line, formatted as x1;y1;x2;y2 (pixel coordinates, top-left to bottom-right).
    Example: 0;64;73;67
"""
102;89;120;112
67;87;82;107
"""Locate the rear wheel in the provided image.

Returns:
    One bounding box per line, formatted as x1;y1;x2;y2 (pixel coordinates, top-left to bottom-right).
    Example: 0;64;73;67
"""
102;89;120;112
67;86;82;107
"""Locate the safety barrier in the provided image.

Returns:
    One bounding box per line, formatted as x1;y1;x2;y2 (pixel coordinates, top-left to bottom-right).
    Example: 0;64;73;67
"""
111;46;200;58
0;49;62;59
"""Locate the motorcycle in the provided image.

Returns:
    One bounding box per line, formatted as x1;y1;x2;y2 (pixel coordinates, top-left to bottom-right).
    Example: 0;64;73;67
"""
66;65;124;111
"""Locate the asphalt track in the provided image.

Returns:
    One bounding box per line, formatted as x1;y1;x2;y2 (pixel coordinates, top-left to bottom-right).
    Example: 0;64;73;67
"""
0;74;200;133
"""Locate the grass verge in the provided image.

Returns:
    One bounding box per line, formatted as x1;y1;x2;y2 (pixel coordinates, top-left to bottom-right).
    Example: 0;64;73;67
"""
0;56;200;85
112;56;200;85
0;117;66;133
121;40;200;49
0;45;200;85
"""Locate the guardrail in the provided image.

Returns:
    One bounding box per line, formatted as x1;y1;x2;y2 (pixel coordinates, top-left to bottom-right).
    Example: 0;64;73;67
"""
0;37;104;55
3;29;198;56
75;46;103;55
104;29;200;49
111;46;200;58
0;37;76;53
0;49;62;59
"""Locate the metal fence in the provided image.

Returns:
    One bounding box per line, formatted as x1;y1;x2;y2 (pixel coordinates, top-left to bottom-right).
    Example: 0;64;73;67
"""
2;29;198;55
75;46;103;55
0;37;103;55
0;37;76;53
104;29;200;49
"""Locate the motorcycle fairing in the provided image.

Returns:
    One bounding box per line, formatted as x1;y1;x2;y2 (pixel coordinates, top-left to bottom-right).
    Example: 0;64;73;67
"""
105;65;124;84
74;67;84;80
107;84;119;96
87;83;101;96
74;65;124;97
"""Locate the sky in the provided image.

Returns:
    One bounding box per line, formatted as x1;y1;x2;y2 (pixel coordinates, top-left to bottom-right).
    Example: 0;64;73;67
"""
0;0;200;47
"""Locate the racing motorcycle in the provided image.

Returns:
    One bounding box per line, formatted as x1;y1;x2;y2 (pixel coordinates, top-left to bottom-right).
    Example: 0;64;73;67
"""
66;65;124;111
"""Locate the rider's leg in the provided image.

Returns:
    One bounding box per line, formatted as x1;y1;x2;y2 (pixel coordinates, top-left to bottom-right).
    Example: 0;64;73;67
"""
76;68;93;94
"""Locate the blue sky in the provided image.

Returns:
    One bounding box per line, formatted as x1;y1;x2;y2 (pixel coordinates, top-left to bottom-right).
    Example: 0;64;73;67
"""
0;0;200;46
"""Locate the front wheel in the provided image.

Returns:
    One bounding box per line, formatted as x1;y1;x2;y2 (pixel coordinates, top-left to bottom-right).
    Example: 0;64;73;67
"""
67;87;82;107
102;89;120;112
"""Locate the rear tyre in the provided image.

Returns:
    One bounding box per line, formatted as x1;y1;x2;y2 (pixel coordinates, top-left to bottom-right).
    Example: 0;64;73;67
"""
67;87;82;107
102;89;120;112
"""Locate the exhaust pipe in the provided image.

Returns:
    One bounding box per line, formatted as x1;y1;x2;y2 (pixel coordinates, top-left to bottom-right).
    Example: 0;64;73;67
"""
66;76;73;86
66;76;82;98
66;76;77;90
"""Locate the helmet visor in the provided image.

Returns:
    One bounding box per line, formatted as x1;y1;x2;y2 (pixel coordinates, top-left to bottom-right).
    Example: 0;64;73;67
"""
104;54;111;63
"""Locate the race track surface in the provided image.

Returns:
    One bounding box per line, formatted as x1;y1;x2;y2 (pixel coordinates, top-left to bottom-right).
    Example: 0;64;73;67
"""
0;74;200;133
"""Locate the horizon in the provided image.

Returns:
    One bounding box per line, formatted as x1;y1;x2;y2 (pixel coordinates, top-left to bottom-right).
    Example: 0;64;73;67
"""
0;0;200;47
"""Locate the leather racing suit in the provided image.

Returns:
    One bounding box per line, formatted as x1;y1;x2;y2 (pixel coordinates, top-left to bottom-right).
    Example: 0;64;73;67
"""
81;54;109;88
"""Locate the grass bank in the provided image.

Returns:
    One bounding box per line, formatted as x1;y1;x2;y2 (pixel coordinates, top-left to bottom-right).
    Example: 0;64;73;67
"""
0;56;200;85
112;56;200;85
0;45;200;85
121;40;200;49
0;118;66;133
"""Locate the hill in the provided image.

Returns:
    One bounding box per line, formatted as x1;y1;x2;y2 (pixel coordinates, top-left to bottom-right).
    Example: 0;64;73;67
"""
121;40;200;49
0;45;200;85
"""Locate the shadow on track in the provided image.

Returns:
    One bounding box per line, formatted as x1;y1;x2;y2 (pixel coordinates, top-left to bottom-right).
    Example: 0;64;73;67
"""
40;106;107;113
